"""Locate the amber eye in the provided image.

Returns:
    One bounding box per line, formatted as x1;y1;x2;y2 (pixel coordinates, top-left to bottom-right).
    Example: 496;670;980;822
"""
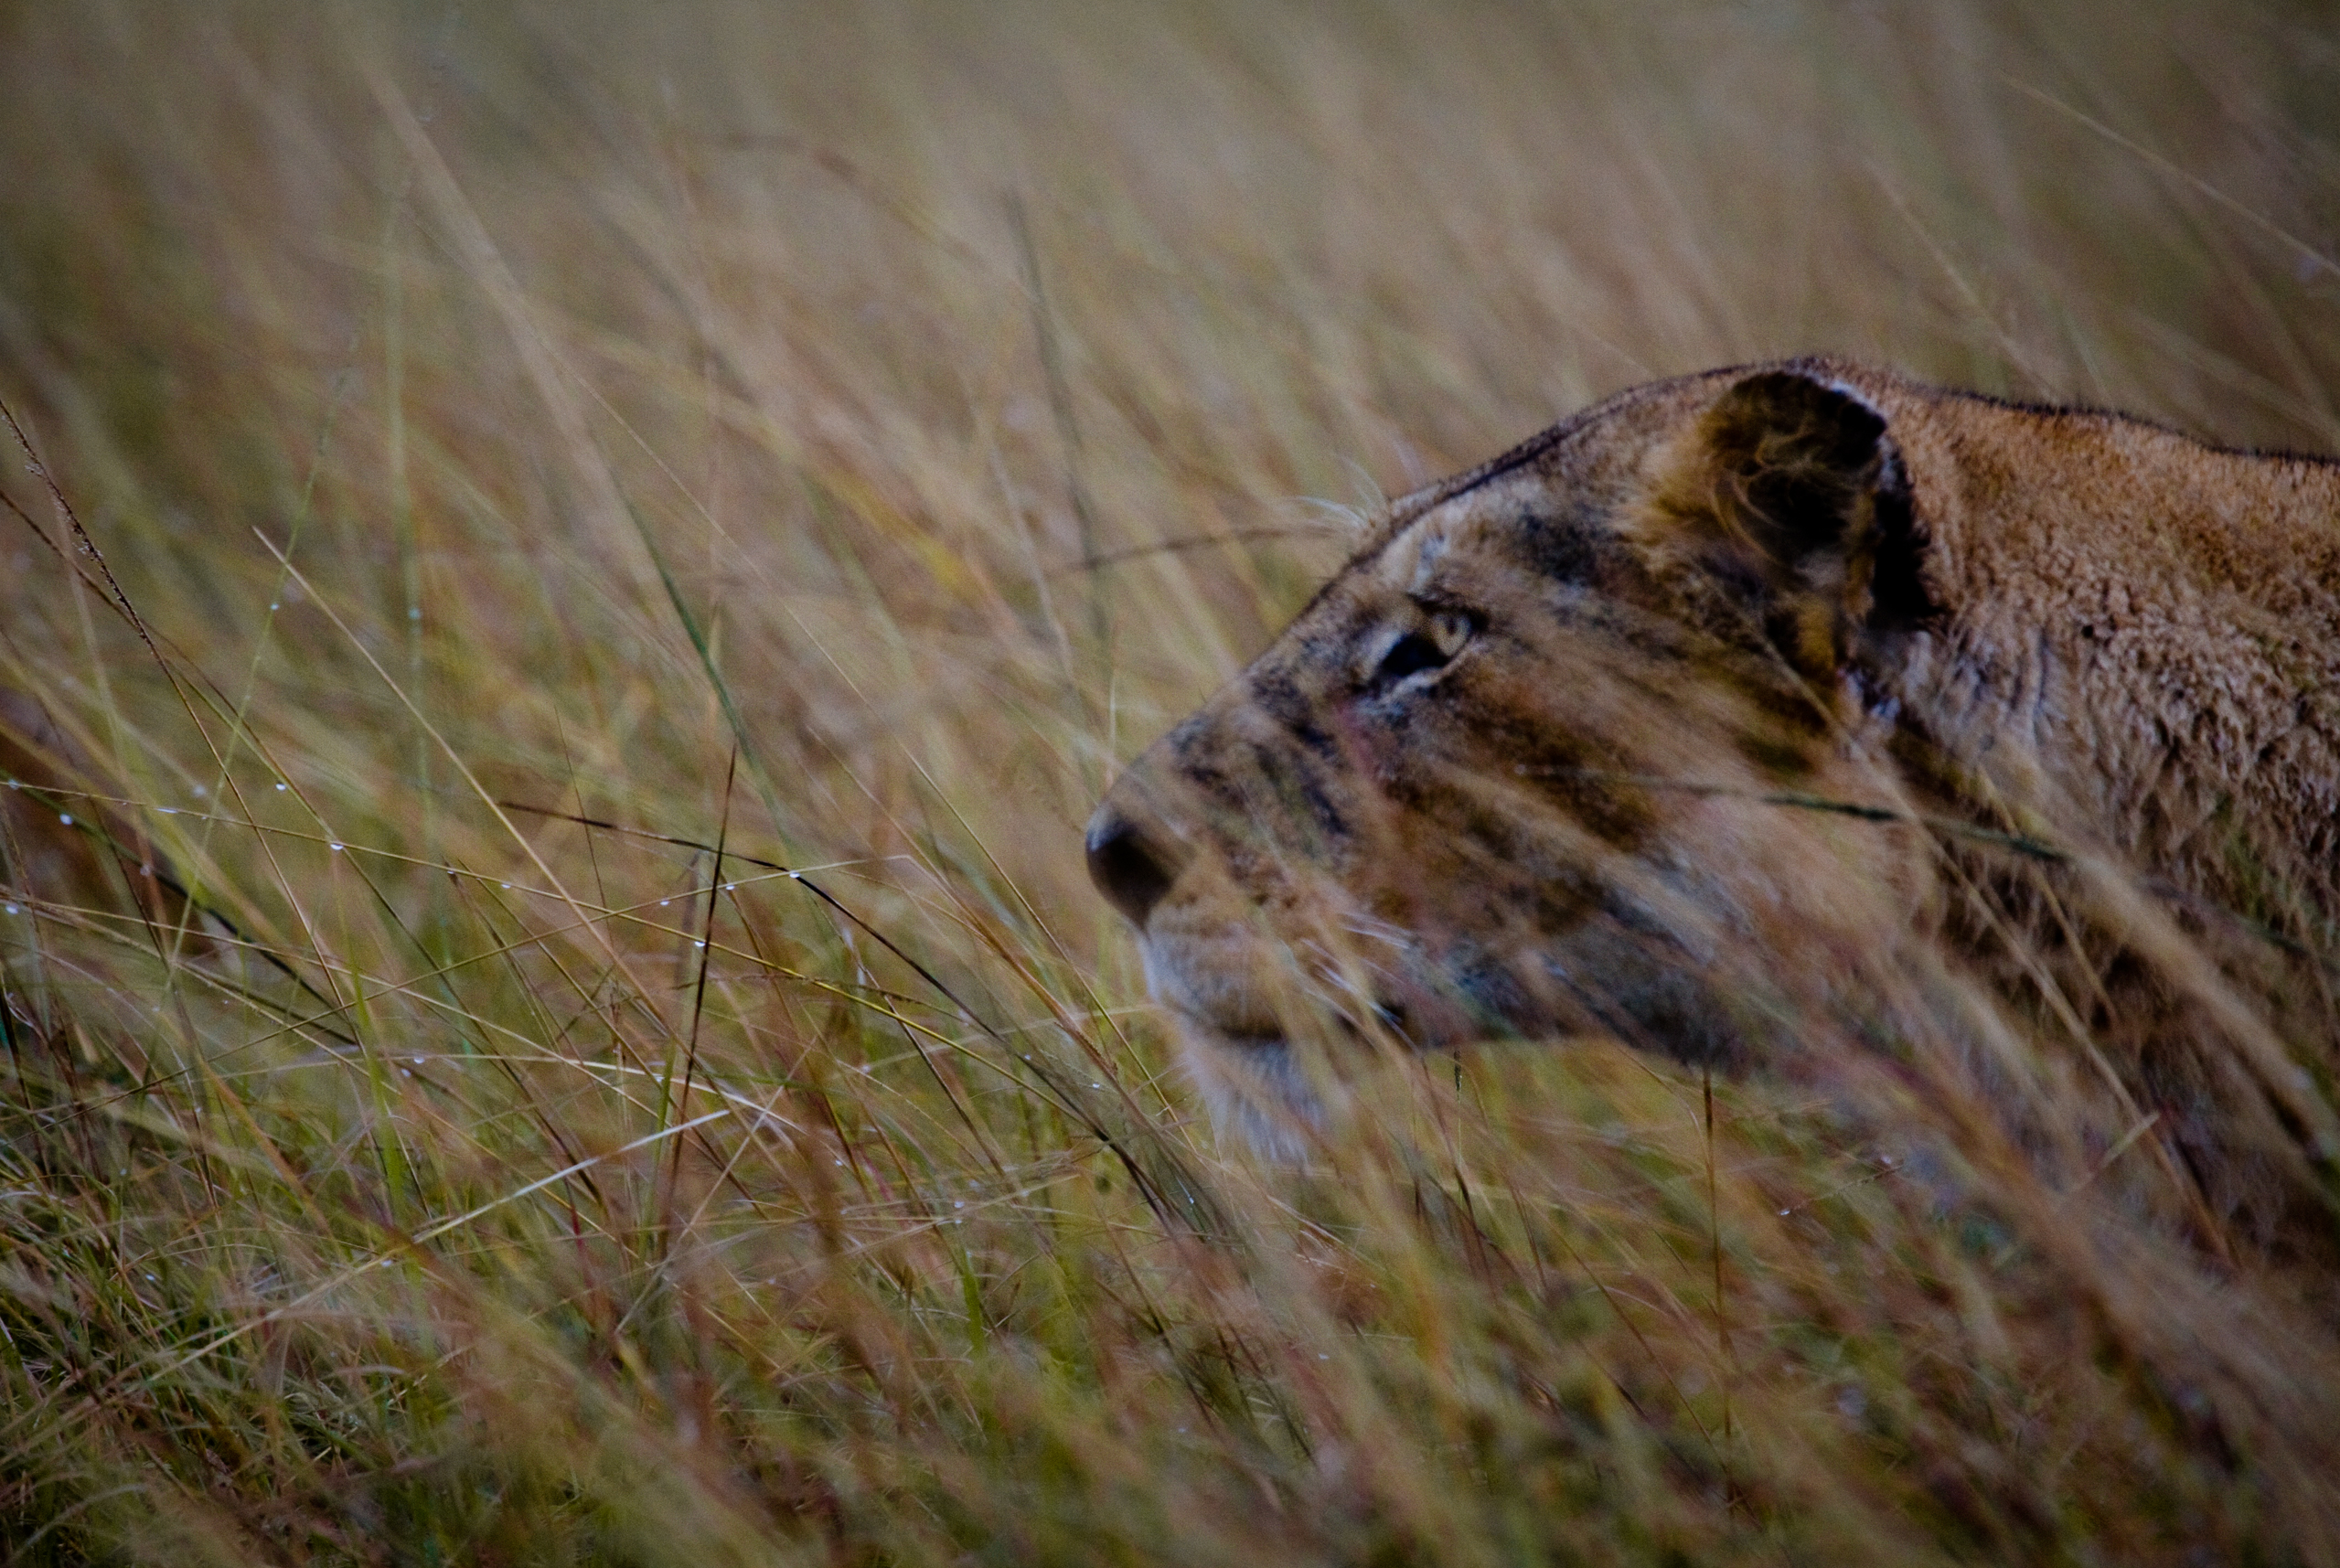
1366;609;1476;693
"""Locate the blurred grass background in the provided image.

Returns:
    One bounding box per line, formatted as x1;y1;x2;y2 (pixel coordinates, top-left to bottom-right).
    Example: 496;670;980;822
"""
0;1;2336;1562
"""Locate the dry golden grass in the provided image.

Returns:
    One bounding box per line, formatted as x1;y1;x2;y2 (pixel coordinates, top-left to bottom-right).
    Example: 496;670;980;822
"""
0;2;2336;1562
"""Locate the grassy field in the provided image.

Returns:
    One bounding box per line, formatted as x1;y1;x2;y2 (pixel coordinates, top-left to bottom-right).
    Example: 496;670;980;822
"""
1;2;2337;1562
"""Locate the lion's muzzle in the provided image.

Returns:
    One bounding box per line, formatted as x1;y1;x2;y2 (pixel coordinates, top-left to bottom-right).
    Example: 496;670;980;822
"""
1083;801;1183;929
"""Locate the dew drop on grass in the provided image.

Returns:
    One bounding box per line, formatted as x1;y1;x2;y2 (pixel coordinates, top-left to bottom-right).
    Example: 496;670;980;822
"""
58;814;70;826
275;783;287;791
4;906;16;916
330;843;343;852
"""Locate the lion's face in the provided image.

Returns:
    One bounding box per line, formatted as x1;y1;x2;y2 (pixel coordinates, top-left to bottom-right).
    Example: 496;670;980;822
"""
1086;368;1942;1145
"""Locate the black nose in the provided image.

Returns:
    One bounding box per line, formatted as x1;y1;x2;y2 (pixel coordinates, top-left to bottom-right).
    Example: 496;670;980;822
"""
1085;805;1179;927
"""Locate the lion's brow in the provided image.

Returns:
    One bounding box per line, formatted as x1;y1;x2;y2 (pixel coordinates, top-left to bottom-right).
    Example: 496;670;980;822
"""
1369;369;1737;542
1275;404;1608;627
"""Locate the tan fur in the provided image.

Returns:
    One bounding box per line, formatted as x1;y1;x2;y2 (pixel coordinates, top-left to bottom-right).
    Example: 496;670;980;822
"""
1086;359;2340;1262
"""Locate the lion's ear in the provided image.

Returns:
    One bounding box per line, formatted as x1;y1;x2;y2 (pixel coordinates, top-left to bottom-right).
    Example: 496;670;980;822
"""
1654;369;1935;678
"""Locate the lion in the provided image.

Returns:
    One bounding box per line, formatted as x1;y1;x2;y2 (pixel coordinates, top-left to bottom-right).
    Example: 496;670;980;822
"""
1085;358;2340;1271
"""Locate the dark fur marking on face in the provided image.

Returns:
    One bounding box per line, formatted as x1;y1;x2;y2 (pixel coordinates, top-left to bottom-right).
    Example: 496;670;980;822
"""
1248;670;1322;731
1166;747;1241;808
1501;726;1658;852
1671;640;1835;742
1297;770;1352;847
1277;701;1343;760
1735;728;1820;782
1513;509;1604;587
1235;736;1350;850
1375;771;1609;935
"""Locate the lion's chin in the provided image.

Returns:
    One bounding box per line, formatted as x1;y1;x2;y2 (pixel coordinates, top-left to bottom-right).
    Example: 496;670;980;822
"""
1141;926;1523;1159
1140;922;1551;1158
1171;1021;1323;1164
1137;933;1324;1159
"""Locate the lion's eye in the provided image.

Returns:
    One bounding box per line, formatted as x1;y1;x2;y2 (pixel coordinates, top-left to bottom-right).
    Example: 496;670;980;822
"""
1366;609;1476;692
1374;633;1448;685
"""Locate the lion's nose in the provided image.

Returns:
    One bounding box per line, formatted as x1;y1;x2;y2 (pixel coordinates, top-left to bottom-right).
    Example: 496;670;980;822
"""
1084;803;1181;928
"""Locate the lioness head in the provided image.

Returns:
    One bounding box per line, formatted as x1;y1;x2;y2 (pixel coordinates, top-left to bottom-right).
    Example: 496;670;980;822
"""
1087;363;1956;1149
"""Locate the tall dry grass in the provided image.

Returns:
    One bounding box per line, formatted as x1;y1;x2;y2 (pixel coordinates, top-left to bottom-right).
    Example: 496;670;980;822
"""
0;1;2335;1562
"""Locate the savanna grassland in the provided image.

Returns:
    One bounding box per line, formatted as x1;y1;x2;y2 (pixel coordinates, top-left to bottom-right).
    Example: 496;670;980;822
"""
2;3;2338;1563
